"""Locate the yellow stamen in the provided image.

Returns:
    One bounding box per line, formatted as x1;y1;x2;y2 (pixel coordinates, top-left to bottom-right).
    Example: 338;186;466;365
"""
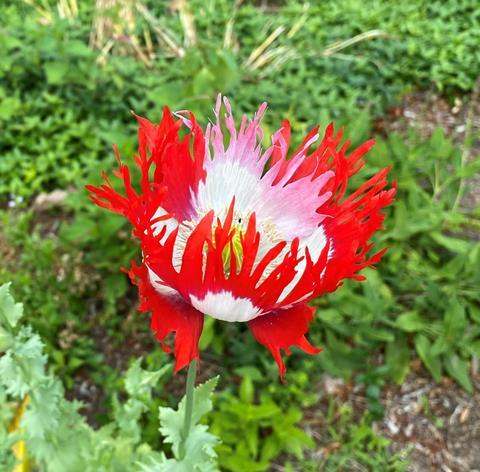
222;224;244;272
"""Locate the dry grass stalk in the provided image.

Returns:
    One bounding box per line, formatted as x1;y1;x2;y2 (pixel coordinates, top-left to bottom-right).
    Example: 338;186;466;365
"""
136;3;184;58
22;0;78;24
90;0;152;66
169;0;197;47
321;29;389;57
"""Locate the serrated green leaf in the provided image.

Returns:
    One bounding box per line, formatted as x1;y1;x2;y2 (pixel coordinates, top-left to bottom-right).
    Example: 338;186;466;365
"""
0;283;23;328
0;326;13;352
136;453;169;472
113;396;145;444
0;430;18;471
0;328;47;397
22;380;63;439
159;377;220;470
124;358;170;399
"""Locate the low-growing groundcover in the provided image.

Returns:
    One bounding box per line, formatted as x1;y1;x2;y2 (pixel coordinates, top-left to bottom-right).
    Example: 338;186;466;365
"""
2;0;480;200
1;0;480;470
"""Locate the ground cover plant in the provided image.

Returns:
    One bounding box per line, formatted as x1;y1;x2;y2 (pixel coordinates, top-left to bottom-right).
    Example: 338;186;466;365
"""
1;0;479;470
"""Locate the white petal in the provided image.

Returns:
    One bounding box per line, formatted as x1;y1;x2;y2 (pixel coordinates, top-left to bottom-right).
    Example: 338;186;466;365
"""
192;159;261;219
190;291;263;322
147;265;179;297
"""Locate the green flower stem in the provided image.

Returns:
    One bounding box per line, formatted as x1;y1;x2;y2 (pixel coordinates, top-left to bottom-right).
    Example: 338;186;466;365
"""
179;358;197;459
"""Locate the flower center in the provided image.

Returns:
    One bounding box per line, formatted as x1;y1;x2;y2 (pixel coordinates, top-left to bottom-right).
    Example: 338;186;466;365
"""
222;220;244;273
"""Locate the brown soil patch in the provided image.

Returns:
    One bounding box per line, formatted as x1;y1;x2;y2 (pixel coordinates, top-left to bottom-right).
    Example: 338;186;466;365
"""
380;370;480;472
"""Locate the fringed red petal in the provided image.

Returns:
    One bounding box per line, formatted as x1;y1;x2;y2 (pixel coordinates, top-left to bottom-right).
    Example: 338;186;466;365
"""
86;107;205;233
278;123;396;297
126;262;204;372
248;304;321;379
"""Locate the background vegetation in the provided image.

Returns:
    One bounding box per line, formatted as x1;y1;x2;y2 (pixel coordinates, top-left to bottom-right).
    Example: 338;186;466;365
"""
1;0;479;470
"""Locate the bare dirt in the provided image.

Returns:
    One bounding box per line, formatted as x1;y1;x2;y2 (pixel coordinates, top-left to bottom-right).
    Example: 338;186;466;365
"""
380;369;480;472
307;368;480;472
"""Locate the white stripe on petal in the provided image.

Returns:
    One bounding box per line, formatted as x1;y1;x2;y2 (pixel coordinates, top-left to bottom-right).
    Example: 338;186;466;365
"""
276;225;333;304
147;265;179;297
151;207;179;243
190;291;263;322
151;207;189;273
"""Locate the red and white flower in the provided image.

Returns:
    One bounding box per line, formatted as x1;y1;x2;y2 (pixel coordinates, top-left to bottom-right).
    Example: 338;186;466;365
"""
87;96;395;377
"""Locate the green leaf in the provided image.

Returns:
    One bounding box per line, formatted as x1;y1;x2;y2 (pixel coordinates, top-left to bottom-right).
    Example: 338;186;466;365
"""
245;425;258;457
239;376;254;404
22;380;63;439
192;67;216;95
432;298;466;355
65;40;91;58
0;283;23;328
233;367;263;382
0;326;13;352
113;396;146;443
260;436;280;463
415;334;442;382
210;50;240;92
366;329;395;342
0;96;21;120
430;232;471;255
158;377;220;471
124;358;170;399
0;328;47;398
44;61;69;85
386;335;410;384
243;402;279;422
104;274;127;307
444;354;473;393
395;311;426;333
0;429;17;471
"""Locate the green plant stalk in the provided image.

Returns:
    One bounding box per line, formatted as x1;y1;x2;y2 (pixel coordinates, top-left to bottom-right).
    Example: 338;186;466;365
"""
452;75;480;211
179;358;197;459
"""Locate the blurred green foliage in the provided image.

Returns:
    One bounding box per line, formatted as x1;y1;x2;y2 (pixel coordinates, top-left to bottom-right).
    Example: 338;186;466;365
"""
1;0;480;470
1;0;480;199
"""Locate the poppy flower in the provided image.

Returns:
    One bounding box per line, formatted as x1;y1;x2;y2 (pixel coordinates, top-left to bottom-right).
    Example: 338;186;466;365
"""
87;96;395;378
